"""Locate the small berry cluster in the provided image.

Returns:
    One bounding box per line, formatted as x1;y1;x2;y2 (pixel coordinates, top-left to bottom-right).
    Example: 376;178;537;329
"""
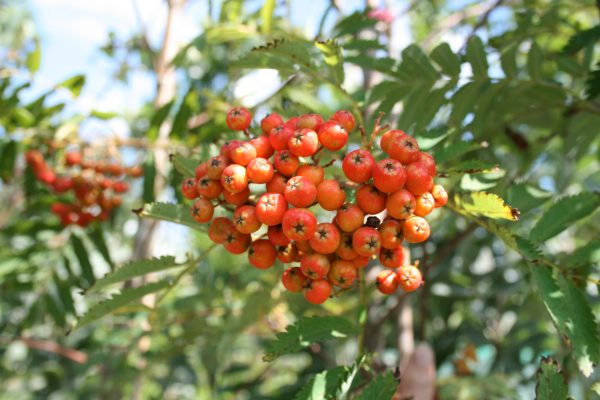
25;149;142;227
181;107;447;304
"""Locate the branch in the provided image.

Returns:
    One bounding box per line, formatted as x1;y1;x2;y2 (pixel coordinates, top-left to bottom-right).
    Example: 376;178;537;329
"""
460;0;506;53
18;337;88;364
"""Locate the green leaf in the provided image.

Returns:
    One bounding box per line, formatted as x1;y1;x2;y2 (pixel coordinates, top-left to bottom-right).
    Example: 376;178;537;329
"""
529;193;600;242
571;238;600;266
89;256;181;292
439;160;500;176
147;100;173;140
315;40;345;84
500;44;519;78
87;225;114;271
563;25;600;54
465;36;488;80
294;366;348;400
396;45;439;83
531;267;600;377
170;153;199;177
430;42;461;78
170;89;199;139
585;64;600;100
53;273;75;316
71;235;95;287
134;202;207;232
535;357;571;400
506;183;552;213
25;39;41;74
90;110;118;119
433;140;481;164
0;140;17;183
263;316;356;361
527;42;543;81
57;74;86;97
143;154;156;203
71;281;169;332
450;80;488;126
260;0;276;34
453;191;520;221
355;371;397;400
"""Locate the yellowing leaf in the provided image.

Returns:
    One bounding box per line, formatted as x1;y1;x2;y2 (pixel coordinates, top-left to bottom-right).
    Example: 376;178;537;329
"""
454;191;520;221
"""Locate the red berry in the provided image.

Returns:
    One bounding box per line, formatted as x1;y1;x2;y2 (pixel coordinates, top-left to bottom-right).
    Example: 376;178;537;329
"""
379;246;405;268
233;205;262;234
113;181;129;193
223;187;250;206
396;265;423;292
226;107;252;131
386;190;416;219
414;192;435;217
353;255;370;268
342;149;375;183
327;259;357;288
65;151;82;166
273;150;300;177
380;129;405;153
195;162;209;179
265;172;288;194
206;156;228;180
378;219;404;249
376;269;398;294
208;217;235;244
223;230;251;254
331;110;355;132
405;162;434;196
230;142;257;166
282;208;317;241
277;243;298;263
352;226;381;257
248;239;277;269
196;177;223;199
181;177;198;199
318;121;348;151
53;177;73;193
281;267;308;292
190;197;214;223
300;253;330;279
247;157;274;184
36;168;56;185
268;224;291;246
356;184;387;215
309;223;341;254
388;134;419;164
317;179;346;211
414;152;436;176
431;184;448;208
373;158;406;193
284;176;317;208
303;279;332;304
403;216;430;243
296;164;324;187
221;164;248;194
220;140;241;161
25;150;44;166
256;192;288;226
260;112;284;135
250;135;275;159
288;128;319;157
269;124;294;151
296;113;324;131
335;203;365;233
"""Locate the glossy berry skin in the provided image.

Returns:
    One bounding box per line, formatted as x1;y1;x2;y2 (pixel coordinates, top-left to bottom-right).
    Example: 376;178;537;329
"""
281;267;308;292
378;219;404;249
300;253;330;279
248;239;277;269
296;113;324;131
431;184;448;207
295;239;312;254
388;134;419;164
221;140;241;161
113;181;129;193
226;107;252;131
331;110;355;132
196;177;223;200
181;177;198;199
380;129;405;153
53;177;74;193
304;279;332;304
376;269;398;295
190;197;214;223
403;216;430;243
352;256;370;268
337;233;358;260
265;172;288;194
396;265;423;292
223;230;251;254
386;189;416;220
317;179;346;211
282;208;317;241
223;187;250;206
195;162;209;179
250;135;274;159
260;113;284;135
352;226;381;257
247;157;274;184
335;203;365;233
233;205;262;234
284;176;317;208
414;152;436;176
288;128;319;157
221;164;248;194
277;243;298;263
230;142;257;166
379;246;405;268
373;158;406;193
342;149;375;184
256;193;288;226
328;260;357;288
269;124;294;151
268;224;291;246
208;217;235;244
414;192;435;217
273;150;300;177
356;184;387;215
309;223;341;255
206;155;228;180
405;162;434;196
65;152;82;166
296;164;324;187
318;121;348;151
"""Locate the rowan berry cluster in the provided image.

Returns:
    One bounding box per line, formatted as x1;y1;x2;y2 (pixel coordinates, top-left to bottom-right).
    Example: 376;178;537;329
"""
182;107;447;304
25;149;142;227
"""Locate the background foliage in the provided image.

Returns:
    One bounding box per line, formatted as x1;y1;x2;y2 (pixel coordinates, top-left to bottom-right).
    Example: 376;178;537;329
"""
1;0;599;398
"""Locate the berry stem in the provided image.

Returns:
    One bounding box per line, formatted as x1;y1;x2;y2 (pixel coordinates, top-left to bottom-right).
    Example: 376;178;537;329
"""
311;145;325;164
357;267;368;356
367;112;389;150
